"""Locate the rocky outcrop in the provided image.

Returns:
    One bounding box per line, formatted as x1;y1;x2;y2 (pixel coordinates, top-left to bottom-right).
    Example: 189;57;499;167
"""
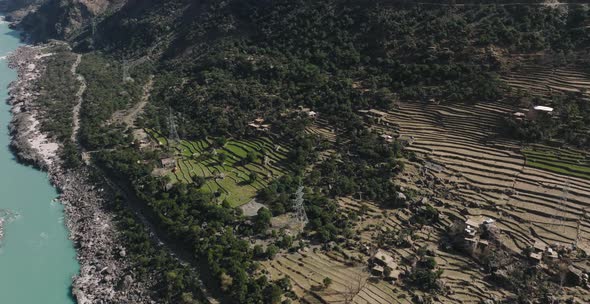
54;168;156;303
3;0;127;41
6;45;156;303
7;46;57;170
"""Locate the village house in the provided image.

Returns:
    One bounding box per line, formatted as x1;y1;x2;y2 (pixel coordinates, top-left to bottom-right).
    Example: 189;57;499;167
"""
370;249;401;281
567;265;589;287
546;247;558;259
529;240;547;262
526;105;554;120
513;112;526;120
462;217;497;253
160;157;176;169
380;134;394;143
528;240;563;262
396;191;407;202
248;118;271;132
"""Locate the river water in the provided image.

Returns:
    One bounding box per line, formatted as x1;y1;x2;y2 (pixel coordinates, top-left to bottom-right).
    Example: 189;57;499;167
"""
0;18;79;303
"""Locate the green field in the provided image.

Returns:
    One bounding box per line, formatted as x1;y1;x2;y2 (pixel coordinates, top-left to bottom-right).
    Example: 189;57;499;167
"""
522;145;590;180
146;129;289;207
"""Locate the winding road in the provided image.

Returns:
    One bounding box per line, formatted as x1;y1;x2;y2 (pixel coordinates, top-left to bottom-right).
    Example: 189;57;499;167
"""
70;54;86;144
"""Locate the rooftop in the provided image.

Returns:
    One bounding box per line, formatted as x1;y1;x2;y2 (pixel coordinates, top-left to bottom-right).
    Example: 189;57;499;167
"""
533;106;554;112
373;249;397;270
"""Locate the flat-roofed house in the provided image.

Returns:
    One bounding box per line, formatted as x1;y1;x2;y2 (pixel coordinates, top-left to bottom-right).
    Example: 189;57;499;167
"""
160;157;176;169
526;105;554;120
371;249;401;281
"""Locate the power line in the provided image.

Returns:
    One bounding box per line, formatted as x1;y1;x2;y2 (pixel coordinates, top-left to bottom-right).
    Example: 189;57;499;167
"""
292;186;308;225
168;107;180;143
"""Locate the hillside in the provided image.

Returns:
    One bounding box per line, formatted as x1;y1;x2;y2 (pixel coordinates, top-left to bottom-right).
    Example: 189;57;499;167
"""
4;1;590;303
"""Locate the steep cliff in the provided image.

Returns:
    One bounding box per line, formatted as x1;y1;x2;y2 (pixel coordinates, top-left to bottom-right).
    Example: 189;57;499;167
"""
4;0;126;41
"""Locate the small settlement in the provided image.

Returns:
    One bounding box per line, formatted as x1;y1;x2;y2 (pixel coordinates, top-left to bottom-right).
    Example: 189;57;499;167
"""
513;104;554;121
370;249;402;282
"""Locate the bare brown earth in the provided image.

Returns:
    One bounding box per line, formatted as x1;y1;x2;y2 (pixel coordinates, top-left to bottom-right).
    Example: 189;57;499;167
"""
263;195;513;303
503;65;590;102
107;75;154;128
388;100;590;254
264;94;590;302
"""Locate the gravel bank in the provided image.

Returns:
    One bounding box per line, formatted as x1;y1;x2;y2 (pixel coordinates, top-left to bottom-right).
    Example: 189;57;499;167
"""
6;44;157;304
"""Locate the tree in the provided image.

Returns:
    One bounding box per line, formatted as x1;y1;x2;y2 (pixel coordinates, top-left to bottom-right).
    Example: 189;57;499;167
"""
254;207;272;233
276;277;292;292
249;171;258;183
246;150;259;163
180;292;198;304
266;244;279;259
383;266;392;278
214;136;227;147
342;271;368;304
218;152;227;165
62;141;81;168
220;272;233;292
264;284;283;304
323;277;333;289
253;244;265;258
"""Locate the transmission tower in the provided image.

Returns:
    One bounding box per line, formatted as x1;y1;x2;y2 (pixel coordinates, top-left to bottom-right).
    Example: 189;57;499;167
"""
168;107;180;143
292;186;308;224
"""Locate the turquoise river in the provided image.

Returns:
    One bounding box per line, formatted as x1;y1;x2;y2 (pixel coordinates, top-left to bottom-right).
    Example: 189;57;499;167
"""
0;17;79;303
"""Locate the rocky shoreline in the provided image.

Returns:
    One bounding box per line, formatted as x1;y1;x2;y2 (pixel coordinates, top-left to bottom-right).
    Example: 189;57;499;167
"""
6;45;157;303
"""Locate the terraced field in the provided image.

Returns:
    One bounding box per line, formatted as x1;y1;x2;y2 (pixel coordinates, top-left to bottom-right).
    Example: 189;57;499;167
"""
385;101;590;262
147;130;289;207
345;100;590;302
264;89;590;302
523;145;590;180
305;118;338;143
502;65;590;101
263;197;512;303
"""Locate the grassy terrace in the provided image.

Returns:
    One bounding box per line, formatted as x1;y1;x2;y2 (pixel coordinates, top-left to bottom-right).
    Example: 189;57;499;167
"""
147;129;289;207
522;145;590;180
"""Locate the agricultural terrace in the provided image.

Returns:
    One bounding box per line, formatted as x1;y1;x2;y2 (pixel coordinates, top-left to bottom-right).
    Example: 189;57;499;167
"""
386;101;590;253
263;197;511;303
349;100;590;301
523;145;590;180
502;65;590;102
147;129;289;207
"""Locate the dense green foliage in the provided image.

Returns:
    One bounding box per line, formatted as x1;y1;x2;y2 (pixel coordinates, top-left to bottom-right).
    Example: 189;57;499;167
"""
112;194;205;303
506;92;590;148
312;130;405;205
25;1;590;303
96;147;287;303
406;256;443;292
78;54;152;150
36;49;78;141
88;1;590;154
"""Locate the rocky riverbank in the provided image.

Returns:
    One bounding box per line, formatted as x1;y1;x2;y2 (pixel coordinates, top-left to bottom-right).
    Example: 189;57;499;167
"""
6;45;157;303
